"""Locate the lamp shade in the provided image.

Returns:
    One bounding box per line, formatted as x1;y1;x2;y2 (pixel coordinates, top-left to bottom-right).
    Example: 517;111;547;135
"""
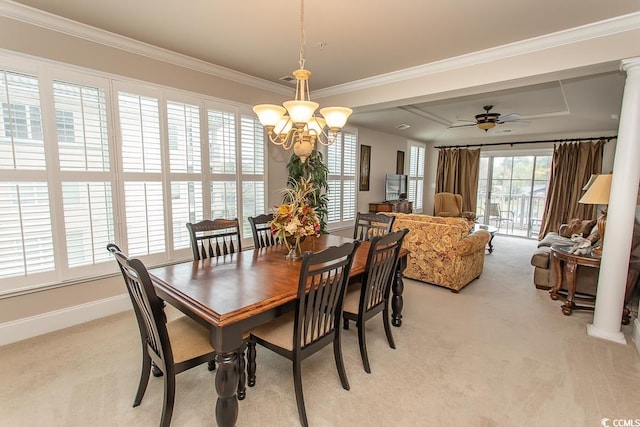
253;104;286;127
305;117;326;136
320;106;353;129
578;174;612;205
582;174;599;191
283;100;319;124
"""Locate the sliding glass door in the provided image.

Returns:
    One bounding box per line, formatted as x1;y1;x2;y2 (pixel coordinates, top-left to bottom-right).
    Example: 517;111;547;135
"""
476;152;552;238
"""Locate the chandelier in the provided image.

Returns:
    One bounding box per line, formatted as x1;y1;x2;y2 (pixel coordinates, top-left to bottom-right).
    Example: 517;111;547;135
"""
252;0;352;163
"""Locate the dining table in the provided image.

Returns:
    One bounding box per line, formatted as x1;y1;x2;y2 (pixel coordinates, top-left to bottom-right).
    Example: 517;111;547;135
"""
148;234;408;427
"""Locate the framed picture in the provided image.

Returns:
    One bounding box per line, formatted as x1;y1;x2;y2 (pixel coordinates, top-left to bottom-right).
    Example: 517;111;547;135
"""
359;144;371;191
396;150;405;174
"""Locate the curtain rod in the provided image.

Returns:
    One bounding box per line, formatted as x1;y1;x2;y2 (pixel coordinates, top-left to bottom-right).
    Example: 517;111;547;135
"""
434;135;617;149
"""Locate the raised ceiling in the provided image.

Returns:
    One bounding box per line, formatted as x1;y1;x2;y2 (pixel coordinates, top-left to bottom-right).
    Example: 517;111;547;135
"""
6;0;640;142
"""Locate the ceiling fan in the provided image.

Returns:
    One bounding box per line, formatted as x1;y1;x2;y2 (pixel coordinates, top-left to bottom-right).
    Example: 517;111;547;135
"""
449;105;529;132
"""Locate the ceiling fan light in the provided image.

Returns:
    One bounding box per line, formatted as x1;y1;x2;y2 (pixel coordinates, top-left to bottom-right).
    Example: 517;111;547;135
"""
477;121;496;131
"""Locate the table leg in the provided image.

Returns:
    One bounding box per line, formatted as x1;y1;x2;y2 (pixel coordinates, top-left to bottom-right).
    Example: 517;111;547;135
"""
549;251;563;301
214;351;239;427
487;233;495;254
561;259;578;316
391;256;406;327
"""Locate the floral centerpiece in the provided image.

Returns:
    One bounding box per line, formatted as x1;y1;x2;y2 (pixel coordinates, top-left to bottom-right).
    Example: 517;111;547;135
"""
271;177;321;259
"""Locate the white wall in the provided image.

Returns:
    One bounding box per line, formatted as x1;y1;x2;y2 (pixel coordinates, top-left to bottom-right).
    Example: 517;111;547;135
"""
356;128;410;213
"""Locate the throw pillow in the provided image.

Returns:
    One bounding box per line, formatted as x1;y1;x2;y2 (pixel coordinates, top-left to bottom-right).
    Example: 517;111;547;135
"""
577;219;597;238
560;218;597;238
560;218;583;237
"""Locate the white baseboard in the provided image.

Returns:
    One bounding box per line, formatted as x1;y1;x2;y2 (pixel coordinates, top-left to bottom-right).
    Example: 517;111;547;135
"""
633;317;640;356
0;294;131;347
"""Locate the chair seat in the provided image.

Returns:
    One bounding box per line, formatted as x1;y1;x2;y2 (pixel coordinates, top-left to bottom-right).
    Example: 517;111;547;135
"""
342;283;362;315
166;316;214;364
250;311;296;351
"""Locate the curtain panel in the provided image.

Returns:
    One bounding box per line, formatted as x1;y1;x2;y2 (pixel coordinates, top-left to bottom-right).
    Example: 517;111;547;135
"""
538;140;605;239
436;148;481;213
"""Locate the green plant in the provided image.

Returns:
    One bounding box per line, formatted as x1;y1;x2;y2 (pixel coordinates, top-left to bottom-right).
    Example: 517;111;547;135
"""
287;150;329;233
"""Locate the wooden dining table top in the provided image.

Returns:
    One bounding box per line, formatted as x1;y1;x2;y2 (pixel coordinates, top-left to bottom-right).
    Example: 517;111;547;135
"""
149;234;374;329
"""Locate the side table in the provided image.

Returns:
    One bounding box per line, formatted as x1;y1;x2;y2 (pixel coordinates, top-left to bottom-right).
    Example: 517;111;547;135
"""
549;245;600;315
473;224;498;253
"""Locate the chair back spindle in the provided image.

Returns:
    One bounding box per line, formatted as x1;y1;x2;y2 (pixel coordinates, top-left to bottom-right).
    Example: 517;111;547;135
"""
295;241;360;349
186;218;242;260
353;212;395;241
248;214;278;248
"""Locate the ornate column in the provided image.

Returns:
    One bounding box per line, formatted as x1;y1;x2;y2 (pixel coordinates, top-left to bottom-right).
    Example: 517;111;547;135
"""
587;57;640;344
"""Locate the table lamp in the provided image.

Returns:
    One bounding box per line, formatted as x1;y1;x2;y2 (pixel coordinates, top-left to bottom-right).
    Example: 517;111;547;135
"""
578;173;612;256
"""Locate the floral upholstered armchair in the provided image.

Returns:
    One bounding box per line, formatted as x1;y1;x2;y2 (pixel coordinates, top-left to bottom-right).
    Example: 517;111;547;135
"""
384;213;491;292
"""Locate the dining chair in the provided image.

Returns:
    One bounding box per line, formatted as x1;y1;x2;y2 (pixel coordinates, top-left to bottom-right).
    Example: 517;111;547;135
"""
248;213;277;248
342;229;408;373
246;241;361;427
353;212;395;241
186;218;242;260
107;243;245;427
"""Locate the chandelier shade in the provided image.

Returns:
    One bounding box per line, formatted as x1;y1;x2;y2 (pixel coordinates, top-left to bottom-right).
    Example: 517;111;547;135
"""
252;0;352;162
253;105;286;127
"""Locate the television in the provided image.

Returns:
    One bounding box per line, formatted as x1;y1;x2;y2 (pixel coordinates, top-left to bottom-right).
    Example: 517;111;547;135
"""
385;174;408;201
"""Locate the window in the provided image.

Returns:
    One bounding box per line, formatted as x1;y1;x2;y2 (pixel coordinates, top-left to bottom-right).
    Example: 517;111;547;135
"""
476;151;552;238
54;80;114;273
0;54;266;295
327;129;357;229
117;91;165;258
407;141;425;213
166;100;203;251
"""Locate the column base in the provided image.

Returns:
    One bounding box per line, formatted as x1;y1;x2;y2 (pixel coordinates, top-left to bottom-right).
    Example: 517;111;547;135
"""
586;323;627;345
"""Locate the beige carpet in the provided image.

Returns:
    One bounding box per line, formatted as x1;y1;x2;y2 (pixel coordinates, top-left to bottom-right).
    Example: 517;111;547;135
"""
1;236;638;427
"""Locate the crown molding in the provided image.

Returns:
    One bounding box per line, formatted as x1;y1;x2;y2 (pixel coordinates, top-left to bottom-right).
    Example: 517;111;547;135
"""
0;0;291;95
2;1;638;99
315;11;640;98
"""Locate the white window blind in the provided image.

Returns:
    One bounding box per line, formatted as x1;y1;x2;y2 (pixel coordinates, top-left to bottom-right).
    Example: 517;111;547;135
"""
208;107;238;223
326;129;357;228
239;114;265;237
0;182;54;279
118;92;165;257
0;53;267;294
53;79;115;272
119;92;161;173
54;81;109;171
408;142;425;213
166;100;203;251
0;70;45;170
167;101;200;173
0;67;54;286
62;182;114;267
124;181;165;256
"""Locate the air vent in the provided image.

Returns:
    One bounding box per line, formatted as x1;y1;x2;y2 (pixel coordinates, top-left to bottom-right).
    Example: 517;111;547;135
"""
396;124;410;130
279;75;296;83
493;129;512;134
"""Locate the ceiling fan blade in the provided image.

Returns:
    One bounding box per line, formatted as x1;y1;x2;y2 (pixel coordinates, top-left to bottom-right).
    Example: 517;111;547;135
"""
447;123;477;129
500;120;531;127
498;113;522;123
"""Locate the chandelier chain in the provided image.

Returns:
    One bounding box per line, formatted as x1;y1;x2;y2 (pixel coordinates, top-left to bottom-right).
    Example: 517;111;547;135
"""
298;0;306;70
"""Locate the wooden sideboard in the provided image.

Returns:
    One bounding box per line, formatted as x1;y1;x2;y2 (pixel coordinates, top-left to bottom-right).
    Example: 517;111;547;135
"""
369;200;413;214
